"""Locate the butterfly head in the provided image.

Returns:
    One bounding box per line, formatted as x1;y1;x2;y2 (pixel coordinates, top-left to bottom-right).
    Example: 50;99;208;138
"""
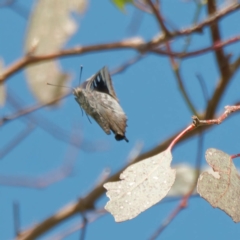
72;87;81;98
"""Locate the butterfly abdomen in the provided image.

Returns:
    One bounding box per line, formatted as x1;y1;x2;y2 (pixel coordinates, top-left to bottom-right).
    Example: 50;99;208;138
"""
94;91;128;142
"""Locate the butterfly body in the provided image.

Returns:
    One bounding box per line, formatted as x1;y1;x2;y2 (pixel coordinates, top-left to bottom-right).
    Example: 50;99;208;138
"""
73;67;128;142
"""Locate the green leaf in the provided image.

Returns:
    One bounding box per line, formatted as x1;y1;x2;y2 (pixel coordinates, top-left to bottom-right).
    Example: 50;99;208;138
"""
112;0;133;12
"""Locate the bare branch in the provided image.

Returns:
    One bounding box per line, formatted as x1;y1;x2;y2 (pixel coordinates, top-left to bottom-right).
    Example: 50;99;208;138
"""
149;194;188;240
152;35;240;58
0;3;239;83
0;143;78;188
46;209;106;240
207;0;230;77
193;105;240;127
0;125;35;159
13;201;20;237
146;0;171;37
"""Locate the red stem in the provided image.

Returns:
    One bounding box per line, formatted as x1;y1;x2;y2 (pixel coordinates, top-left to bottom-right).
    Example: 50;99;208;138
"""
231;154;240;160
168;124;194;151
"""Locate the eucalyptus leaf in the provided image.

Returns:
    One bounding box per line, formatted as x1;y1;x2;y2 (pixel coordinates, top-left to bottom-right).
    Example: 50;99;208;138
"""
197;148;240;222
25;0;87;103
104;149;176;222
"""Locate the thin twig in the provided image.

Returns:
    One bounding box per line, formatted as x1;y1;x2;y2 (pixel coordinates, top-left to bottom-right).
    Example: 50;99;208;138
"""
0;0;14;7
46;209;107;240
146;0;170;36
0;138;78;188
0;125;35;160
80;213;87;240
0;92;70;127
13;201;20;237
196;73;209;104
152;35;240;58
172;2;240;36
17;100;240;238
126;8;144;36
0;54;144;128
149;132;204;239
147;0;198;116
205;56;240;119
180;1;203;57
16;126;203;240
0;158;75;188
110;54;144;75
1;3;239;83
207;0;230;77
193;105;240;127
7;0;29;20
149;194;189;240
173;67;199;116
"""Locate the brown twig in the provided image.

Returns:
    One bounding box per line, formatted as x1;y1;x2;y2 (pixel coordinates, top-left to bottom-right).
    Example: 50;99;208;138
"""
46;209;107;240
0;40;144;83
168;20;197;116
17;125;203;240
0;124;35;159
13;201;20;237
149;131;204;239
195;73;209;105
231;153;240;160
80;213;88;240
5;92;91;151
0;0;14;7
17;100;240;239
146;0;198;116
193;105;240;127
207;0;230;77
146;0;170;37
4;0;29;20
0;140;78;188
172;2;240;36
152;35;240;58
205;55;240;120
4;2;240;239
149;194;189;240
204;0;233;119
0;159;75;188
110;54;144;75
1;3;239;84
0;92;70;127
0;54;143;128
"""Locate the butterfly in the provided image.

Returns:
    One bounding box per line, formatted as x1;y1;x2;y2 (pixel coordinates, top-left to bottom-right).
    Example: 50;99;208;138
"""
73;66;129;142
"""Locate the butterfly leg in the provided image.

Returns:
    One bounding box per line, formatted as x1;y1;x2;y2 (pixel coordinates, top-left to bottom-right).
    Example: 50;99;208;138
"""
79;106;84;116
86;114;92;124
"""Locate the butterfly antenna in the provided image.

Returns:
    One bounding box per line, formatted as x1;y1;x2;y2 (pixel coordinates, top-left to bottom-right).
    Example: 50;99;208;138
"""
77;65;91;123
47;83;73;91
79;65;83;85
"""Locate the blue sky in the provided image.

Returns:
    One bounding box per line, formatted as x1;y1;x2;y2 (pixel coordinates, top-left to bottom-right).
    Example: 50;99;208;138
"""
1;0;240;239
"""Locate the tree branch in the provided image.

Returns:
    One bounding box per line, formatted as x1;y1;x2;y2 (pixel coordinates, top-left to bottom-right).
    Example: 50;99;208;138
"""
0;2;239;83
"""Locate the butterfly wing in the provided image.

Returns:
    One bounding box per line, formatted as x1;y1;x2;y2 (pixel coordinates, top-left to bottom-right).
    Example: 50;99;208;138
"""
85;66;119;101
74;89;112;135
90;111;112;135
92;91;128;142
